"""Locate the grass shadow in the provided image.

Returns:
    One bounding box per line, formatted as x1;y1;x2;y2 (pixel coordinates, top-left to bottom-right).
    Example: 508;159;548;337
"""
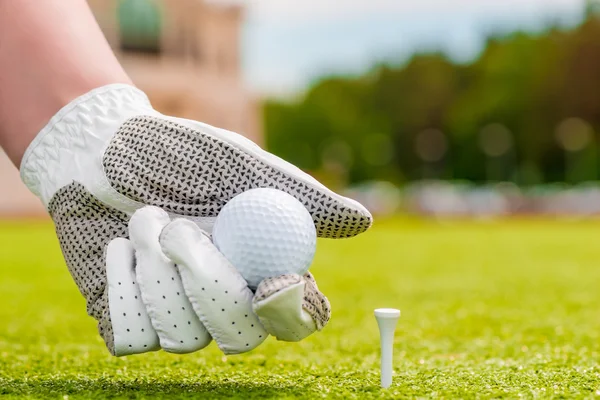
0;378;312;399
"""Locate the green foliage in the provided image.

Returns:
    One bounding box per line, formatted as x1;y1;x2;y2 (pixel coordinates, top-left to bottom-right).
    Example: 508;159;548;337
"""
118;0;162;53
2;220;600;398
265;17;600;185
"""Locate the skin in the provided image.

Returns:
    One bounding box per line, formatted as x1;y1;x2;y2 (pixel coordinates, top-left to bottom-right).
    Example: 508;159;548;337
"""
0;0;132;167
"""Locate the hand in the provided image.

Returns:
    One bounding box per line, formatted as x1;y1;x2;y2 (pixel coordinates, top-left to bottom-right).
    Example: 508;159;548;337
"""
124;205;330;355
21;84;372;356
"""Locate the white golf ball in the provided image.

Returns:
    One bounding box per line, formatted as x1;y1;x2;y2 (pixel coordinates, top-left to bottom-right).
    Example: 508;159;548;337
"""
212;188;317;288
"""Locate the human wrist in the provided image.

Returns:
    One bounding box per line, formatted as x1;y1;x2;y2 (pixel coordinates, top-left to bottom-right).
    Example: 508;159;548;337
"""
0;72;134;168
20;84;153;205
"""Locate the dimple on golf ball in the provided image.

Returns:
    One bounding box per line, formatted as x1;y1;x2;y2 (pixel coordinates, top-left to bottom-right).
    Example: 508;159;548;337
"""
212;188;317;288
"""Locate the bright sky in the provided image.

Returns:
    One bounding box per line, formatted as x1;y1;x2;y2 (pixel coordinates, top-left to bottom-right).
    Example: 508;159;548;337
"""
226;0;587;96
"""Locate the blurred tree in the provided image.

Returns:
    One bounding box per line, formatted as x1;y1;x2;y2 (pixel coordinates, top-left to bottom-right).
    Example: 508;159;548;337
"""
263;15;600;186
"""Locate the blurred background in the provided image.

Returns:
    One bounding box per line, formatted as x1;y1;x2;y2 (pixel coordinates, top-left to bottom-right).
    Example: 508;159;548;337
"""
2;0;600;219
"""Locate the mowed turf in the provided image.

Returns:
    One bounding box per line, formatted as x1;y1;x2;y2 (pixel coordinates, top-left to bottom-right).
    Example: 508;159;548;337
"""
1;217;600;399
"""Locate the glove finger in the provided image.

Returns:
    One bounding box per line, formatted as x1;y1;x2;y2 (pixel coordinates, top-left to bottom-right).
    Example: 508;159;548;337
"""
253;272;331;342
105;237;160;355
159;218;268;355
129;206;212;353
102;114;372;238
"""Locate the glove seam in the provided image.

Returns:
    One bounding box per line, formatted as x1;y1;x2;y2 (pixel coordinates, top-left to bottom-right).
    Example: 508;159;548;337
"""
20;84;148;175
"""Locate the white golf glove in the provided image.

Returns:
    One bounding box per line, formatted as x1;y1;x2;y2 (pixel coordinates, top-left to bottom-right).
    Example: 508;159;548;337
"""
20;84;372;356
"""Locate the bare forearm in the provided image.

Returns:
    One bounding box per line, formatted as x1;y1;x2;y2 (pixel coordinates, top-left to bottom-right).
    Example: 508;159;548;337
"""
0;0;132;166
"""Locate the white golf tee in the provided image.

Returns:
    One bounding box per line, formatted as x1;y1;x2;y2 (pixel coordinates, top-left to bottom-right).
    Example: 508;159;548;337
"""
374;308;401;389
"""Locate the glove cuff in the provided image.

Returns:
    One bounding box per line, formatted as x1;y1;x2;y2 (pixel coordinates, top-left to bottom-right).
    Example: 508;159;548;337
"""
20;84;153;206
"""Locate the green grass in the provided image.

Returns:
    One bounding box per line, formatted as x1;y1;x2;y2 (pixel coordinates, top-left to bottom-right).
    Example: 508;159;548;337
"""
1;217;600;399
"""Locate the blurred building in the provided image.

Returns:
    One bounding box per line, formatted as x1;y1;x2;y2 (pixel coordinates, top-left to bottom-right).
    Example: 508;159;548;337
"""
0;0;259;217
89;0;260;144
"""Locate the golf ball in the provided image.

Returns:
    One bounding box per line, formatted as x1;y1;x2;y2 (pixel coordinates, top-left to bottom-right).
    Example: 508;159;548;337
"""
212;188;317;288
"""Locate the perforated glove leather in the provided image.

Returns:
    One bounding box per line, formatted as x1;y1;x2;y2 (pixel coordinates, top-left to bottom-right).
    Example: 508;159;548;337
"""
20;84;372;356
